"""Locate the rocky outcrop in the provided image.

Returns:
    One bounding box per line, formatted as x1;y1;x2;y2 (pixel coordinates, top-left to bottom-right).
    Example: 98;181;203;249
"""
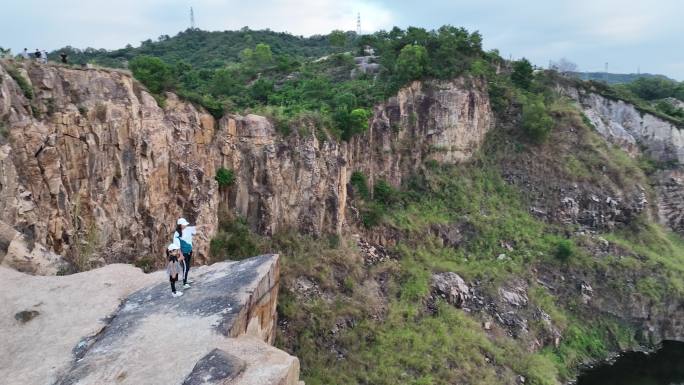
654;168;684;234
0;61;220;268
562;86;684;164
0;254;302;385
561;84;684;234
0;61;492;269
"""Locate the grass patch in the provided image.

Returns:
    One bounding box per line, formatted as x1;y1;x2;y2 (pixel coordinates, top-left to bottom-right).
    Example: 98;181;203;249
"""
4;64;34;99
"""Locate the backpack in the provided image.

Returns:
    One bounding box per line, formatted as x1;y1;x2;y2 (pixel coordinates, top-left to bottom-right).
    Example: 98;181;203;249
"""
175;231;192;253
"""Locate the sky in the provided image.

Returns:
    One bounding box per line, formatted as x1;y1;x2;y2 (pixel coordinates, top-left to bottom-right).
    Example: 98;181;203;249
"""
2;0;683;80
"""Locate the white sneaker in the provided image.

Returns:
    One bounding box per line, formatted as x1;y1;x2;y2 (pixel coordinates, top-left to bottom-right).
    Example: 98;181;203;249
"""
172;291;183;297
183;283;191;289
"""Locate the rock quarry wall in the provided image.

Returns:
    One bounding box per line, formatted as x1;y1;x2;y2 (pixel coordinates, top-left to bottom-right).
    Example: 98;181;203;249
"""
562;84;684;235
0;62;491;272
0;61;681;273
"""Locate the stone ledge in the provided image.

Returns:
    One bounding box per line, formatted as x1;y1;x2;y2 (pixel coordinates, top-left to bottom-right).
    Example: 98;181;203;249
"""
0;254;302;385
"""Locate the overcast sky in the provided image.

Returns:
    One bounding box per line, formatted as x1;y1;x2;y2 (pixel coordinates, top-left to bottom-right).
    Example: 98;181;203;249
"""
3;0;683;80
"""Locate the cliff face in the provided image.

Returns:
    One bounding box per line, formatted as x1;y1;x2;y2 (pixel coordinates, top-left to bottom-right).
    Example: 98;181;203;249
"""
562;85;684;235
563;86;684;164
0;63;220;272
0;62;491;271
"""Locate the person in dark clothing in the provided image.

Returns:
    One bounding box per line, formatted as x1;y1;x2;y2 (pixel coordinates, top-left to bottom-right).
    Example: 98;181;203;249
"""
60;52;68;64
34;49;41;61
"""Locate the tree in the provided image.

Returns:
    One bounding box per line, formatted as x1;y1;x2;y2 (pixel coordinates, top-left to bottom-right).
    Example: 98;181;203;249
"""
253;43;273;68
626;77;678;100
250;78;274;104
512;58;534;90
328;30;347;51
549;58;578;74
128;56;176;94
395;44;428;82
522;96;553;143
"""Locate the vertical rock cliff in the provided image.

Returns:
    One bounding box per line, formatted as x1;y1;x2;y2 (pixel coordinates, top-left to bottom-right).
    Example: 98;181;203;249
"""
562;84;684;235
0;62;491;271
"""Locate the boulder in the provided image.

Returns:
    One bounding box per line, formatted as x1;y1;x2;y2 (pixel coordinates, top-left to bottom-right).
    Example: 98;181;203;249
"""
431;272;470;307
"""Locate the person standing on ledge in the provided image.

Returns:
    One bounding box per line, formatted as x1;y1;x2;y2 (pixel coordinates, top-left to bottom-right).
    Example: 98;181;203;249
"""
166;243;184;298
60;52;68;64
173;218;202;289
33;49;41;62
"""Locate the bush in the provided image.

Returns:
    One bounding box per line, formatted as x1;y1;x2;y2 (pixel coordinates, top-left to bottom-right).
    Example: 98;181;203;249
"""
555;239;575;261
215;167;235;188
361;202;385;228
134;257;154;273
5;65;33;99
210;217;259;261
350;171;369;199
522;96;553;143
395;44;428;82
512;58;534;90
373;179;399;206
128;55;176;95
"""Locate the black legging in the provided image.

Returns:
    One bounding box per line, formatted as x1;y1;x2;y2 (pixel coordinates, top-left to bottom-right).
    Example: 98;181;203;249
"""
182;251;192;284
170;275;178;293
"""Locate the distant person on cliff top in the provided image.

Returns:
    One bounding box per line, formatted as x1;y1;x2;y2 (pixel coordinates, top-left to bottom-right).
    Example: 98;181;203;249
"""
173;218;201;289
34;49;41;61
41;50;48;64
60;52;68;64
167;243;184;297
20;48;29;60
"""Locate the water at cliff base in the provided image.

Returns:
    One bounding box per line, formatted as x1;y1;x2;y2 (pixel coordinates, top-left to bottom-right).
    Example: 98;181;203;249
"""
576;341;684;385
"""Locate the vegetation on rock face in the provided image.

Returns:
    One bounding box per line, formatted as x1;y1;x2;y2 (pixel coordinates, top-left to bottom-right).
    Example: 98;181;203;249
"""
3;64;34;99
214;167;235;188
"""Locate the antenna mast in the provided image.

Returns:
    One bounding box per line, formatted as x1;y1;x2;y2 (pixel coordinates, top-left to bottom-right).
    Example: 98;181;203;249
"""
356;12;361;35
190;7;195;29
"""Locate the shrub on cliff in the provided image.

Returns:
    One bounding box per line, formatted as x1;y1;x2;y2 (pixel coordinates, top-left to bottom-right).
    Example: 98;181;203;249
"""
129;56;176;95
395;44;428;83
350;171;369;199
215;167;235;188
5;65;33;99
512;58;534;90
521;96;553;143
555;239;575;261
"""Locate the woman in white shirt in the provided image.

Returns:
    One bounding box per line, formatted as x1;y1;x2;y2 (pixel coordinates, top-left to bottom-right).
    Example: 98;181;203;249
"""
174;218;198;289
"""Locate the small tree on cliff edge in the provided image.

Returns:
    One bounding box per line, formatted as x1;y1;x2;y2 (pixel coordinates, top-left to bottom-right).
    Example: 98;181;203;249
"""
512;58;534;90
395;44;428;83
129;56;176;94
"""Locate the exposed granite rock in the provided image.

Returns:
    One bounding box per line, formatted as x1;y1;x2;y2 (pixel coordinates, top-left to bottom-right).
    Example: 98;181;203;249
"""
431;272;471;307
559;85;684;235
0;61;219;266
0;61;492;270
0;254;302;385
654;168;684;234
562;85;684;164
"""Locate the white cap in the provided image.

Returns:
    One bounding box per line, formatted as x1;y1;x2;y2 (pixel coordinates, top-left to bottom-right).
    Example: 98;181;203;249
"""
167;243;180;251
177;218;190;226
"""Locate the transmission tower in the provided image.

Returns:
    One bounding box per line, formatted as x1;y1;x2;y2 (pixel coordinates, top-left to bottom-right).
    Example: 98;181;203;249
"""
190;7;195;29
356;13;361;35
